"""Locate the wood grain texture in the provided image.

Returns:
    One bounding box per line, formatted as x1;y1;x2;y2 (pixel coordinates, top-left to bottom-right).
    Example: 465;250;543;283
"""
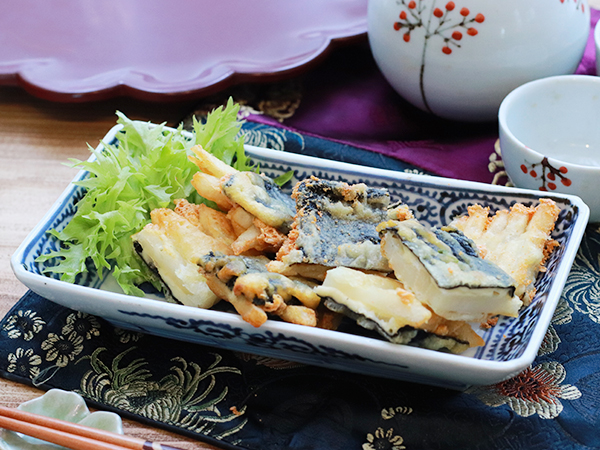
0;87;222;450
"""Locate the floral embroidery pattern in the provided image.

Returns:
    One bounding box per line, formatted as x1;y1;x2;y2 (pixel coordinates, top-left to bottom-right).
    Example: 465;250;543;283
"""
561;232;600;324
62;312;101;340
467;361;581;419
362;406;412;449
78;347;247;437
40;332;84;367
537;297;573;356
2;309;45;341
244;126;290;151
381;406;413;420
489;140;513;187
186;79;302;126
0;303;249;442
113;327;143;344
538;325;561;356
552;295;574;326
363;427;406;450
392;0;485;113
7;347;42;379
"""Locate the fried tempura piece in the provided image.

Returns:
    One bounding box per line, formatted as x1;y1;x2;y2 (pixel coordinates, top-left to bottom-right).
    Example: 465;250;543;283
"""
203;275;268;327
387;202;414;222
378;219;520;322
175;195;287;256
221;171;296;233
150;208;233;260
316;267;484;353
198;253;320;327
278;305;319;328
452;198;560;304
417;311;485;350
132;225;220;309
315;303;344;330
227;205;255;236
199;254;271;326
451;204;490;244
174;199;237;246
191;171;234;211
231;218;287;255
267;261;330;282
196;203;238;245
189;141;295;236
175;197;284;256
188;144;237;178
234;272;320;310
173;198;202;227
131;207;236;309
276;176;391;273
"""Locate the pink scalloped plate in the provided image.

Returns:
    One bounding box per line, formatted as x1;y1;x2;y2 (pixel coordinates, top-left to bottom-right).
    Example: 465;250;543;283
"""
0;0;367;102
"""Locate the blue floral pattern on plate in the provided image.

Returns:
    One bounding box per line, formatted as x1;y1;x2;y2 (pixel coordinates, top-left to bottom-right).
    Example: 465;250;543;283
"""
10;124;589;389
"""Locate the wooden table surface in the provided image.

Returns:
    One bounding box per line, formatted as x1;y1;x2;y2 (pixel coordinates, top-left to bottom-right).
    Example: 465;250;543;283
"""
0;86;222;450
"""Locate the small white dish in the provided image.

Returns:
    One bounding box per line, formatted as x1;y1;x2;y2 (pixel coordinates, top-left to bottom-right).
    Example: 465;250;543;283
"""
499;74;600;222
0;389;122;450
11;124;589;390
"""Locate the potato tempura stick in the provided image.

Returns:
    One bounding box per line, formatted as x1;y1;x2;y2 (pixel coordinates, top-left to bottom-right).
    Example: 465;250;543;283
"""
191;171;233;211
452;204;489;241
278;305;317;327
188;144;237;178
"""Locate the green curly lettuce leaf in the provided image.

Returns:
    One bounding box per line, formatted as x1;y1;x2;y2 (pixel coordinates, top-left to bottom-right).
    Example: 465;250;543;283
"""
37;98;252;296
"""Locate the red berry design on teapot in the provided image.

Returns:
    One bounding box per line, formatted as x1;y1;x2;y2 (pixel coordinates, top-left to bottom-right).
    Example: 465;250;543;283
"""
392;0;485;113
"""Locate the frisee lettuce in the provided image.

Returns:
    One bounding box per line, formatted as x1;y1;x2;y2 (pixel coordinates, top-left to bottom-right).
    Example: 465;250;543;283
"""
37;98;256;296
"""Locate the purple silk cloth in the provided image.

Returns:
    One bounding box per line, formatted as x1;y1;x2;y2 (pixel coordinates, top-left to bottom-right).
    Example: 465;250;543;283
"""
247;9;600;183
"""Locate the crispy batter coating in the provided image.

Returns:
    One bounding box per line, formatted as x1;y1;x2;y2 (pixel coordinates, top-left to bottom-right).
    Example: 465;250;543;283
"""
191;171;234;211
276;176;391;272
231;218;287;255
140;151;558;354
150;208;233;259
267;260;330;282
174;199;237;246
198;253;320;327
452;198;560;304
233;271;320;310
227;205;255;237
221;171;296;233
188;144;237;178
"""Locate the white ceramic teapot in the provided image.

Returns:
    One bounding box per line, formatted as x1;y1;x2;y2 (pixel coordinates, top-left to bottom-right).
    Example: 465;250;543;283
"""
368;0;590;122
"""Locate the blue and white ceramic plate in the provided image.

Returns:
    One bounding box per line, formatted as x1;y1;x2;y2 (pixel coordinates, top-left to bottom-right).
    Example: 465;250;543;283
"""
11;125;589;390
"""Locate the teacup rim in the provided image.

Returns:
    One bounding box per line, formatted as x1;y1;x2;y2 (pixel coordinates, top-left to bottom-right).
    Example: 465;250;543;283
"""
498;74;600;171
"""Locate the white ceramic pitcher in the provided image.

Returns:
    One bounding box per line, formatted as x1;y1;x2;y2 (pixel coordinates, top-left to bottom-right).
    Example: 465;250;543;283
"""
368;0;590;122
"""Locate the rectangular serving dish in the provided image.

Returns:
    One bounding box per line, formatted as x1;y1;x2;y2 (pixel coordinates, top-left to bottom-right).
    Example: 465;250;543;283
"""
11;124;589;390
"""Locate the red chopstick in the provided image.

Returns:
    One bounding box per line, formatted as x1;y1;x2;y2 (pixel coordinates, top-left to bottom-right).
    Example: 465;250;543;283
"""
0;405;184;450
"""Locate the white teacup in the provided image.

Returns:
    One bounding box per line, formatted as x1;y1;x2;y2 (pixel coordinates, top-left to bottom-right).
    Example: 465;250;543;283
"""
499;75;600;222
368;0;590;122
